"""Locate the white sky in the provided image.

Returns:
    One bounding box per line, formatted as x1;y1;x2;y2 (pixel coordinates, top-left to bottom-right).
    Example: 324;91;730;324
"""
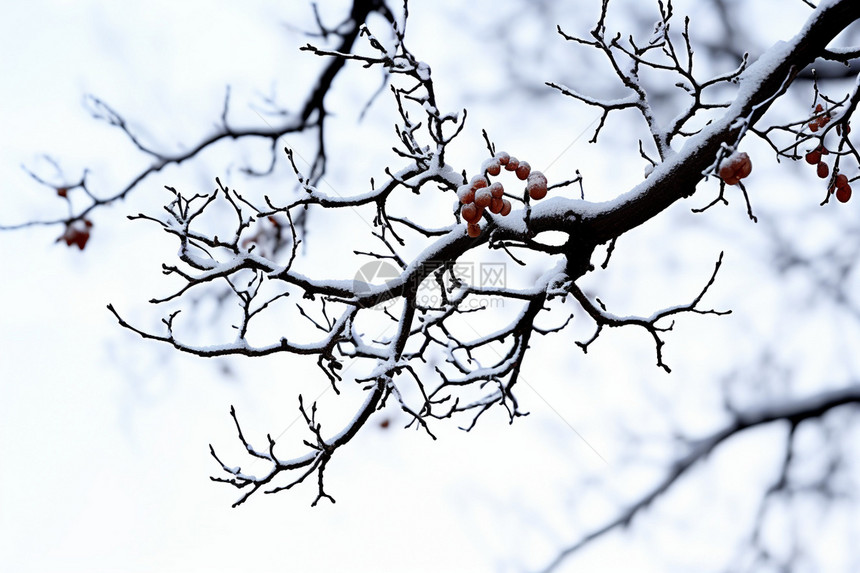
2;1;859;572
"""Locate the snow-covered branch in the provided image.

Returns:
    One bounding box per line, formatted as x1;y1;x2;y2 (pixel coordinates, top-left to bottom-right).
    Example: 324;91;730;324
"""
98;0;860;506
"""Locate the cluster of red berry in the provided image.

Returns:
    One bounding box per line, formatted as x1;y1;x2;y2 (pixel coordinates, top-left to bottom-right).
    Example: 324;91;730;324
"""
831;173;852;203
805;144;831;178
458;151;549;238
801;102;855;204
718;152;752;186
808;104;830;133
57;219;92;250
53;186;93;249
805;145;852;203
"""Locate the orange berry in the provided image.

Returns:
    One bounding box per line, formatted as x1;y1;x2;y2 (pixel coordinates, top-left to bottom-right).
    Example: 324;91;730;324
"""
515;161;531;180
817;162;829;179
474;188;493;208
467;223;482;238
457;184;475;204
500;199;512;216
488;182;504;198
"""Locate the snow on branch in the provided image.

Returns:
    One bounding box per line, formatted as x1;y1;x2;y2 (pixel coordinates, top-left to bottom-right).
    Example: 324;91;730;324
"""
101;0;860;506
33;0;860;507
550;0;860;241
1;0;397;248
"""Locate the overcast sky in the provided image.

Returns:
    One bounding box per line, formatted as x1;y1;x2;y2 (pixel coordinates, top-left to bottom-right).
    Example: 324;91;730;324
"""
2;2;859;572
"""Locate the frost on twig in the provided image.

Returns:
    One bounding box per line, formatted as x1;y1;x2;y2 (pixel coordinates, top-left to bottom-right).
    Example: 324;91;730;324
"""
549;0;748;155
1;0;397;244
64;0;860;507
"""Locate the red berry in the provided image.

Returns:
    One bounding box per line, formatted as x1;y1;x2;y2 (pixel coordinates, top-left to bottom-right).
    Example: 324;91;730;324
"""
470;175;487;190
457;184;475;205
485;160;501;176
515;161;531;180
488;182;504;198
529;185;548;200
817;162;829;179
56;187;68;198
71;231;89;250
718;152;751;185
527;171;547;187
474;188;493;208
500;199;512;217
835;173;849;189
736;154;752;179
466;223;482;238
527;171;548;200
809;122;819;132
496;151;511;165
505;157;519;171
805;150;821;165
57;223;90;250
836;184;852;203
461;202;482;223
718;165;739;185
489;197;504;214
